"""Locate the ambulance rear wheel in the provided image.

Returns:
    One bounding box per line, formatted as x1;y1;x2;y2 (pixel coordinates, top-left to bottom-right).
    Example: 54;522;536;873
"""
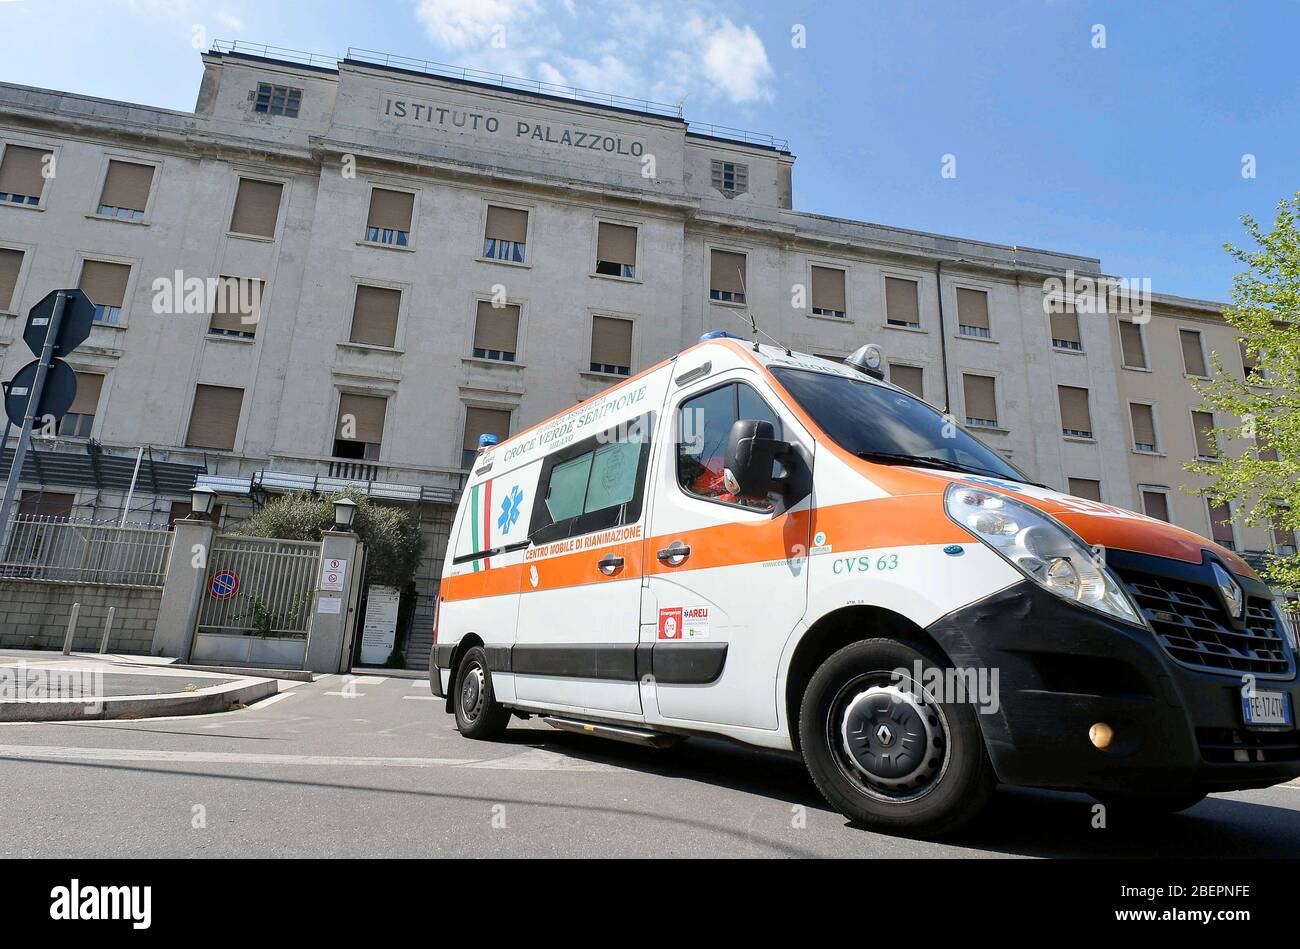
799;638;996;837
453;646;510;740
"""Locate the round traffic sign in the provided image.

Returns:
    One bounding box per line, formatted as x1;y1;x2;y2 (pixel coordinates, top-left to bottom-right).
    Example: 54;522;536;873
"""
3;358;77;429
209;570;239;600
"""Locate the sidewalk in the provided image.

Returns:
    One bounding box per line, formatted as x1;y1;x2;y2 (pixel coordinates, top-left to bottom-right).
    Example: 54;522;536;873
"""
0;649;278;722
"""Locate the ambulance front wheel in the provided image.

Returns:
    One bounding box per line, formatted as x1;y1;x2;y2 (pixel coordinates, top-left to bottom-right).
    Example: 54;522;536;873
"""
453;646;511;740
799;638;996;837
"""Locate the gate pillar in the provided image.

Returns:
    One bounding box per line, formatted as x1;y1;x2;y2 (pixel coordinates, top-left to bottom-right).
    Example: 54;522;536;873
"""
152;517;217;661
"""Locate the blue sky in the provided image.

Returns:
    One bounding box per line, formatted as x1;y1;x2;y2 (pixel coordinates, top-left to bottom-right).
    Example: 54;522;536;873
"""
2;0;1296;301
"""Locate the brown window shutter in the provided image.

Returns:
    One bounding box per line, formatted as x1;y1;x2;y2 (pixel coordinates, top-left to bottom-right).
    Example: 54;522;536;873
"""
596;222;637;266
350;285;401;347
473;301;520;353
1208;501;1235;545
0;145;50;199
1143;491;1170;522
1258;436;1279;463
78;260;131;308
484;205;527;243
1180;329;1207;376
710;250;746;293
19;490;75;519
185;384;243;451
1119;320;1146;367
811;266;846;312
885;276;920;325
889;364;924;398
367;188;414;232
963;374;997;422
462;406;511;451
0;247;22;310
99;160;154;212
591;315;633;368
208;276;262;334
336;393;387;445
956;288;990;329
1058;386;1092;434
1193;411;1215;457
1129;403;1157;447
69;372;104;416
229;178;283;237
1049;306;1081;343
1068;478;1102;502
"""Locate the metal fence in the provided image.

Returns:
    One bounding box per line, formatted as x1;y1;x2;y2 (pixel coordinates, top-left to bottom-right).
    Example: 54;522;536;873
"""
0;515;173;586
196;534;321;638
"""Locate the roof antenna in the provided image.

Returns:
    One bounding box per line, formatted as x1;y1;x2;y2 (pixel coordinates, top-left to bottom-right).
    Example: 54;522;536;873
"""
733;266;792;355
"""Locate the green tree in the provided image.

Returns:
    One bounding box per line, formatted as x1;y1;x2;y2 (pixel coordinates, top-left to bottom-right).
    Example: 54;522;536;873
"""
1186;194;1300;590
234;491;424;590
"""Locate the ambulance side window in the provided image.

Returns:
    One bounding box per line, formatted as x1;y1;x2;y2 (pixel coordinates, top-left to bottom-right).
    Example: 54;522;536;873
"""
677;382;782;510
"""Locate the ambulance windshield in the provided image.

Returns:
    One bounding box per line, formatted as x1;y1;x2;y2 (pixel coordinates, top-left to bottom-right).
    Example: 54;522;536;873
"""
769;368;1027;482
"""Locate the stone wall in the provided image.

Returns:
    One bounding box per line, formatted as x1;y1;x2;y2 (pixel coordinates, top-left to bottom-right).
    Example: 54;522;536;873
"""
0;581;163;655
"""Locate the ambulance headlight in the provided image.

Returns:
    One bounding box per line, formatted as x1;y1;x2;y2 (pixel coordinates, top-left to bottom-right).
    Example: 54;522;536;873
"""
944;484;1146;627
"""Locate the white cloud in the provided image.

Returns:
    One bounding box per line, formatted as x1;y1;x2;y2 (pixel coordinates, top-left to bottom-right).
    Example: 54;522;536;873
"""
414;0;543;50
688;15;774;104
214;7;243;31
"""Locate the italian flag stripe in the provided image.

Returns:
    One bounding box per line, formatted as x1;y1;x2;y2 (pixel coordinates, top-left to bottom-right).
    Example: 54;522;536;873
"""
468;484;481;573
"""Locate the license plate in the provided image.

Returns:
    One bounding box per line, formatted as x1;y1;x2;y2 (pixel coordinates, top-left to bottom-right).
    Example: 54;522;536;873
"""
1242;690;1293;728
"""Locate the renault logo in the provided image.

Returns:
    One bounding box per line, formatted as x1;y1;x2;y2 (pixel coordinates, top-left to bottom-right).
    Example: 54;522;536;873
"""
1212;562;1244;619
875;724;895;747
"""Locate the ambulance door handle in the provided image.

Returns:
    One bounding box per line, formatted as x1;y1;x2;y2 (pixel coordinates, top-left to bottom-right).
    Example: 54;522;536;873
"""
597;554;625;576
657;541;691;566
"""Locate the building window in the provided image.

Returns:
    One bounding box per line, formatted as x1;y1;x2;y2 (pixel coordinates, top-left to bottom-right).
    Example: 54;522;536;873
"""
710;160;748;197
57;371;104;438
888;363;924;399
810;266;846;318
461;406;511;469
1141;488;1171;522
253;83;302;118
349;285;401;348
207;276;263;339
709;249;746;304
595;221;637;278
0;247;23;312
78;259;130;324
1207;500;1236;550
365;188;413;247
483;205;527;262
1049;303;1082;350
1068;478;1102;502
956;288;991;338
97;160;154;220
0;144;51;206
19;489;75;519
885;276;920;328
1241;343;1267;384
1119;319;1147;369
1274;522;1297;557
1180;328;1208;377
185;384;243;451
334;393;386;461
962;374;998;429
472;300;520;362
1058;385;1093;438
590;315;632;376
168;500;224;529
1129;403;1158;453
1192;410;1217;459
229;178;283;238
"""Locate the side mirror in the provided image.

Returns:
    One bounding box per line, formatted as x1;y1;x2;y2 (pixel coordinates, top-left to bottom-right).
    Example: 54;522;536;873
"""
724;419;791;500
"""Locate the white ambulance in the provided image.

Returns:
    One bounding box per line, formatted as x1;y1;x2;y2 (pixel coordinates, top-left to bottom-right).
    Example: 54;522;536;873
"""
430;333;1299;835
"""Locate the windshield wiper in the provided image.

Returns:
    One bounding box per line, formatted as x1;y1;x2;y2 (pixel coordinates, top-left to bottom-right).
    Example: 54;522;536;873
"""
853;450;1041;486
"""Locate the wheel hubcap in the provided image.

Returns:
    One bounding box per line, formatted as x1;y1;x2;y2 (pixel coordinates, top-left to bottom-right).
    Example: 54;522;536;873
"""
829;676;950;802
460;662;485;722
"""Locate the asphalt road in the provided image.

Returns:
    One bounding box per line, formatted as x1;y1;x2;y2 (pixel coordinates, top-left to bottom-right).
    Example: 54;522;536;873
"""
2;672;1298;858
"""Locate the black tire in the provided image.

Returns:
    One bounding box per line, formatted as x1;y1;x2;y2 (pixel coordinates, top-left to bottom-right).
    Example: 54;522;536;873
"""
452;646;510;740
799;638;996;837
1091;790;1207;816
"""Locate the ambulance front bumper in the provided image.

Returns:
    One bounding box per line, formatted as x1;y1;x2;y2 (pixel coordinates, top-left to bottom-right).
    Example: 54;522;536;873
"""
925;556;1300;795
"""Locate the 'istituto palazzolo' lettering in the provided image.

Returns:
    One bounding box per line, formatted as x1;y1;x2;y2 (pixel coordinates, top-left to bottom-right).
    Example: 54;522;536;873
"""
381;97;645;157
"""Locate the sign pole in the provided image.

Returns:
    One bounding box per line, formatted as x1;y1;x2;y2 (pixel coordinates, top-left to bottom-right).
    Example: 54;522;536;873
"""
0;290;67;557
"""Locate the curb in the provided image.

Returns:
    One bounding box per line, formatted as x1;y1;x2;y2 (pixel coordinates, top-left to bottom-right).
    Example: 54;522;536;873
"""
0;677;278;723
171;663;314;682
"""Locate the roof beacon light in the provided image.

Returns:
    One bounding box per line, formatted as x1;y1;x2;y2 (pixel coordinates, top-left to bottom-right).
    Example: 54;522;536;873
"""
699;330;744;342
846;343;885;380
478;433;499;450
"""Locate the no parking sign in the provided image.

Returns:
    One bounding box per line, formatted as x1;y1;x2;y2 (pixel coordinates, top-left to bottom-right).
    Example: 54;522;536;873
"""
208;570;239;600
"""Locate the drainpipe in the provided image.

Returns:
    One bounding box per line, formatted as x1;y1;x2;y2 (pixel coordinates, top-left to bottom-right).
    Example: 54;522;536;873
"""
936;261;952;414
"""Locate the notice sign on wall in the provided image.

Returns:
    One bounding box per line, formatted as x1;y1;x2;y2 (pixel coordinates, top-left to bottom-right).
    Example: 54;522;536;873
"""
320;558;348;592
360;585;401;666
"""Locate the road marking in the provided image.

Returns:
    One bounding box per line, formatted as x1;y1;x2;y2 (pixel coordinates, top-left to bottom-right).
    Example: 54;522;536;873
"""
323;692;365;697
402;695;439;701
0;744;478;768
467;747;622;773
349;676;388;685
411;680;428;688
